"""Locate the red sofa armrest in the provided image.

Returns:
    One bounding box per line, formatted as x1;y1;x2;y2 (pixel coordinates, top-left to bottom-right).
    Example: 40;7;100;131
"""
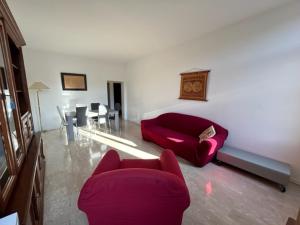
141;118;160;141
141;118;159;128
196;134;227;166
92;149;121;176
160;149;185;182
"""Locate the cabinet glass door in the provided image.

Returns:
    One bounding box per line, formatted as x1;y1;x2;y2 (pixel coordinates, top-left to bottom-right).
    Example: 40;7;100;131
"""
0;22;20;210
0;134;9;190
0;49;21;158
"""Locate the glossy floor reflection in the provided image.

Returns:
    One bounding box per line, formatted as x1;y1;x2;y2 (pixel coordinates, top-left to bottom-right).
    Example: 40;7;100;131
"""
43;121;300;225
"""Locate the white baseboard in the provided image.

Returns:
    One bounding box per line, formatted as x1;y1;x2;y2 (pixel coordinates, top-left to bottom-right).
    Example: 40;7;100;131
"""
127;118;141;125
290;177;300;186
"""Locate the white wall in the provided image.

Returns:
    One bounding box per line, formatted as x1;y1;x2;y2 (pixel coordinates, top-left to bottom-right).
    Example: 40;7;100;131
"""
126;1;300;183
23;49;126;131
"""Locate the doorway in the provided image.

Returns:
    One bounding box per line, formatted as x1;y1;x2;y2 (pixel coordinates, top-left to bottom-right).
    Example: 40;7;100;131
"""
107;81;123;118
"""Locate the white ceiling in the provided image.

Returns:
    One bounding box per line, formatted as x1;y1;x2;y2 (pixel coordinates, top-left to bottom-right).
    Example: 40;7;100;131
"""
8;0;292;63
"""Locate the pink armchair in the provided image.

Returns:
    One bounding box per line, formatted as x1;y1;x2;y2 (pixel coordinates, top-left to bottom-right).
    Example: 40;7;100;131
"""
78;149;190;225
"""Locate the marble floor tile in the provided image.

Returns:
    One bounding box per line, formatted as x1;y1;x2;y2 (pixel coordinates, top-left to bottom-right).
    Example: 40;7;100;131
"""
42;121;300;225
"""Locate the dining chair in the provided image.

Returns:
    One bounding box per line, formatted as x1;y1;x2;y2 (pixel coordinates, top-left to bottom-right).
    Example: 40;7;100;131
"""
98;104;108;130
107;103;121;129
76;106;88;127
91;103;100;111
57;106;77;131
115;102;121;112
90;103;100;122
76;104;87;108
57;106;67;130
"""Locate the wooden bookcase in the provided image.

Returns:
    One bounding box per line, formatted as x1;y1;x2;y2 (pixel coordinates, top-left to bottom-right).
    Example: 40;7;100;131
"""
0;1;45;224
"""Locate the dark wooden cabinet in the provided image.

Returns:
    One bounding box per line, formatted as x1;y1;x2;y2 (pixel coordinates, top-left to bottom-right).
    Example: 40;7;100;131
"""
5;134;45;225
0;1;45;224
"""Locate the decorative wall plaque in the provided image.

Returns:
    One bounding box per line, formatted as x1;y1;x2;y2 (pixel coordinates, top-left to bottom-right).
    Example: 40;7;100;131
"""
179;70;209;101
61;73;87;91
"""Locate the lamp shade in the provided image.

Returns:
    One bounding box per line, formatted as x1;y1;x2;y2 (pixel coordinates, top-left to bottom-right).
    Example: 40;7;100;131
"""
29;82;50;91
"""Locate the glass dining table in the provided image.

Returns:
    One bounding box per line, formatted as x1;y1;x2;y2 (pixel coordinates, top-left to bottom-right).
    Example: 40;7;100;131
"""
64;108;120;141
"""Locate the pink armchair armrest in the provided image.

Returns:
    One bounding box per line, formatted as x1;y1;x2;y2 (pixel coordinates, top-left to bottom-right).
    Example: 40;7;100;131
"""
160;149;185;181
92;150;121;176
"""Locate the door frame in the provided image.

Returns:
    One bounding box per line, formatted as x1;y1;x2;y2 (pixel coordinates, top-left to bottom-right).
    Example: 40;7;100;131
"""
107;81;126;119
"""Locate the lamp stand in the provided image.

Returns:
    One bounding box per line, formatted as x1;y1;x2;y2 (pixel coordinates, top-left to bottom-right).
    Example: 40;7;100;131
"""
36;90;43;132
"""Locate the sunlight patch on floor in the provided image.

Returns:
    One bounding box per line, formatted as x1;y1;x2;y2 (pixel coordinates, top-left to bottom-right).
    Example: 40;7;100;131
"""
88;129;137;147
88;149;102;166
79;129;158;159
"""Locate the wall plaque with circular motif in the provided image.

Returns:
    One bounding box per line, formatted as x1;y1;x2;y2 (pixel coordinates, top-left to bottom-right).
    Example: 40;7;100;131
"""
179;70;209;101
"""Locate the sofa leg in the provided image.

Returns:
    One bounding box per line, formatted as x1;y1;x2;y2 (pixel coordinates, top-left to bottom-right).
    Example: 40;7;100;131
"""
216;159;222;166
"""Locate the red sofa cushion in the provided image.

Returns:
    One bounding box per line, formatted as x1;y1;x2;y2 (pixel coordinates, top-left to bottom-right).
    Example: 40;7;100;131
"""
144;126;199;163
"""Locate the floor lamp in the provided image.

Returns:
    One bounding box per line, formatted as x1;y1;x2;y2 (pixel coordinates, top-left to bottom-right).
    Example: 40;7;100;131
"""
29;82;49;132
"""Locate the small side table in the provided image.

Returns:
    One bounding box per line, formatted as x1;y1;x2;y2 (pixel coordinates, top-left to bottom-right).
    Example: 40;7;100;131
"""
217;146;291;192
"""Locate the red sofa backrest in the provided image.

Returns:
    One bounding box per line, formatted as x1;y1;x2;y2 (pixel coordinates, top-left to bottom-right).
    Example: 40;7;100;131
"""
156;113;227;137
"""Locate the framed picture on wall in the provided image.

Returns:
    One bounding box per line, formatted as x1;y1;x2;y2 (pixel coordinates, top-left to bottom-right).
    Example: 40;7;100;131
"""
179;70;209;101
61;73;87;91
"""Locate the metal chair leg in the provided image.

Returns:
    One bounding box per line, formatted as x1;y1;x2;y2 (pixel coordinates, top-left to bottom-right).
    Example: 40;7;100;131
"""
75;122;78;136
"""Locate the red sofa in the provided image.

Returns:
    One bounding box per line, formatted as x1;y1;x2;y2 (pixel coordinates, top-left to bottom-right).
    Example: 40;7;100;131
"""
78;149;190;225
141;113;228;166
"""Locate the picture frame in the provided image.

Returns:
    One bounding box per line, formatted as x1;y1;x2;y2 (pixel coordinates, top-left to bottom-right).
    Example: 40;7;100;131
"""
61;73;87;91
179;70;209;101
